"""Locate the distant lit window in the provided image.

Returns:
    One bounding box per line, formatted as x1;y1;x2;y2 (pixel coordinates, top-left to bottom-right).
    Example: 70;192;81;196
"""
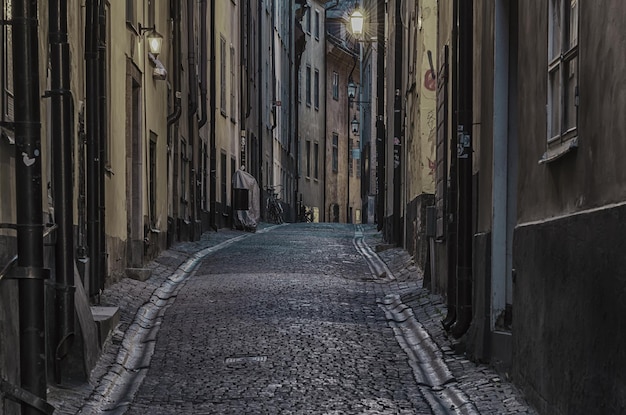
332;72;339;100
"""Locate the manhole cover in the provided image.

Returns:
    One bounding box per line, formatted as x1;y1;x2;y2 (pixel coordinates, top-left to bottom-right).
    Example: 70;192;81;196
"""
225;356;267;364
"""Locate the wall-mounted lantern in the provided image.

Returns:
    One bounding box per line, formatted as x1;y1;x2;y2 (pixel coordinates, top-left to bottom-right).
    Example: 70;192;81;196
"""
351;114;360;135
139;24;163;57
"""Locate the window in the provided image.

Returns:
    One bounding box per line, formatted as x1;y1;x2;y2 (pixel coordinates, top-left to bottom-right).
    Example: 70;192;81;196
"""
220;36;227;114
181;139;187;203
306;65;311;106
221;152;227;208
314;69;320;109
356;140;361;178
230;45;236;119
314;10;320;40
545;0;578;161
332;133;339;172
149;134;157;225
349;138;354;176
306;8;311;34
332;72;339;100
1;0;14;132
305;140;311;177
148;0;155;27
126;0;136;27
313;142;319;179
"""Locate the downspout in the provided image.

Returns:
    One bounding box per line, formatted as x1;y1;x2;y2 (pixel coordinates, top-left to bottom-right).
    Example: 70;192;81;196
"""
198;0;208;129
49;0;76;385
392;0;403;244
167;0;182;128
257;4;264;215
442;0;460;332
167;0;182;243
450;0;474;339
198;0;208;229
85;0;101;298
13;0;49;409
209;0;217;231
290;1;297;221
239;2;248;171
97;0;107;293
375;0;385;231
187;0;198;238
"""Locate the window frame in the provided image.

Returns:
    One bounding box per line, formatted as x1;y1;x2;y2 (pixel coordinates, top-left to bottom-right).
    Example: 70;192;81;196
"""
220;36;227;115
314;69;320;109
305;65;312;106
543;0;579;163
332;133;339;173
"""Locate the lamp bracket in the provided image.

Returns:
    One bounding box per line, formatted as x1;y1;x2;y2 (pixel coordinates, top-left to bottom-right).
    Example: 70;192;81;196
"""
139;23;156;34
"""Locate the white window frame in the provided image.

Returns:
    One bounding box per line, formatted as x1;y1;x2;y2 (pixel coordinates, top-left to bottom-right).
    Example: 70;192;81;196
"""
544;0;579;163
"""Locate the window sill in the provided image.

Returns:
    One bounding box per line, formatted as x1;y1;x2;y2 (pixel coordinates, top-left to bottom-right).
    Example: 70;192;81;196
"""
539;136;578;164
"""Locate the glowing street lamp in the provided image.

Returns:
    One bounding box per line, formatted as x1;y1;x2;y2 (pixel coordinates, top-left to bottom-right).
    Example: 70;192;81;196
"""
350;9;364;36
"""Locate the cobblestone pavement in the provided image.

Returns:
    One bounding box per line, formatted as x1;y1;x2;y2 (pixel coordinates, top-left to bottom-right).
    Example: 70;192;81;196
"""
48;223;537;415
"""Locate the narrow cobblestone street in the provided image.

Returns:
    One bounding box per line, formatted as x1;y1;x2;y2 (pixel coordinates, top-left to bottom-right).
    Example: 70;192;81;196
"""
49;224;536;414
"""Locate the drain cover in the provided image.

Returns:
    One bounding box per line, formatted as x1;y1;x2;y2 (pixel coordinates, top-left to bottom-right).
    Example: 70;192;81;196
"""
225;356;267;364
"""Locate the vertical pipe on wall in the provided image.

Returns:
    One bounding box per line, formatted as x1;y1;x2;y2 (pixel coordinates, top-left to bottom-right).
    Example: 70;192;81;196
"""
13;0;48;411
198;1;208;129
451;0;474;339
167;0;182;244
85;0;101;298
442;0;459;331
209;0;217;231
392;0;403;244
49;0;76;385
375;0;386;231
97;0;107;292
187;0;198;239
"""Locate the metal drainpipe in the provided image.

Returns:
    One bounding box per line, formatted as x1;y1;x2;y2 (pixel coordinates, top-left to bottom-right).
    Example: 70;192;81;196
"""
97;0;107;293
209;0;217;231
167;0;182;244
375;0;386;232
198;0;208;229
442;0;460;331
451;0;474;339
49;0;76;385
198;0;208;129
85;0;100;298
187;0;198;239
258;4;265;218
13;0;49;411
392;0;403;244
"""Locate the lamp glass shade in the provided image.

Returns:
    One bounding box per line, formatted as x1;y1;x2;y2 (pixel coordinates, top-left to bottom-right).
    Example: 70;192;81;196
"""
350;10;364;35
147;31;163;55
347;80;357;100
351;115;360;135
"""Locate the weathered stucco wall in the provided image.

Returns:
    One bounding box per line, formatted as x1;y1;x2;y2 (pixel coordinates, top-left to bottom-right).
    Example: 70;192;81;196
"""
517;1;626;223
514;1;626;413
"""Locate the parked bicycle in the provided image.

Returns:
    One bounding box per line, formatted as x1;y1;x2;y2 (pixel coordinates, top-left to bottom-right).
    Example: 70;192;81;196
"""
266;186;284;224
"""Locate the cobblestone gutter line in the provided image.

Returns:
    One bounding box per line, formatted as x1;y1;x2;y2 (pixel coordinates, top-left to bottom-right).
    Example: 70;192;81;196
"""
379;294;480;415
361;225;538;415
353;225;395;281
80;233;251;415
355;226;479;414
